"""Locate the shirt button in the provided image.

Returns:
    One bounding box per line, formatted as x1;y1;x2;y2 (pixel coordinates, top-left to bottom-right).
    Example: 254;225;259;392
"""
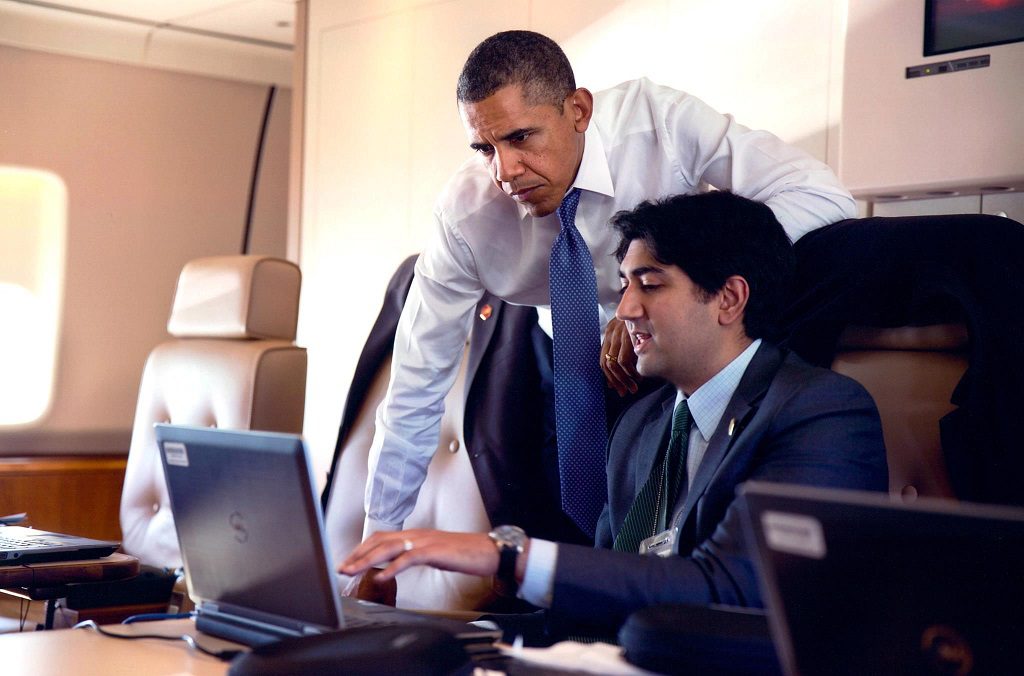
448;440;460;454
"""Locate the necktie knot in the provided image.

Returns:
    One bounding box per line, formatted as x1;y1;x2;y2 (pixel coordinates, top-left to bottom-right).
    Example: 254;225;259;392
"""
671;400;691;444
556;188;581;232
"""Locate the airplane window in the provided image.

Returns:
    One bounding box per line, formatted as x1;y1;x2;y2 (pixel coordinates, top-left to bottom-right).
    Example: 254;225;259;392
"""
0;166;66;426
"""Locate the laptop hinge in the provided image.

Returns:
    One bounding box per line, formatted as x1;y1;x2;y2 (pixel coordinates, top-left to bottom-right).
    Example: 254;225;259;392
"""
197;603;323;647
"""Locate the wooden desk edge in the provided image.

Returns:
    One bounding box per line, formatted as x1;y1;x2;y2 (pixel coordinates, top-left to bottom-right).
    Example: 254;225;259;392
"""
0;553;139;589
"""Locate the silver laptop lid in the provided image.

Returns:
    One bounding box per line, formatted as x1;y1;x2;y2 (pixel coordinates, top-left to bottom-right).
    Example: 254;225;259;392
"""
155;424;343;636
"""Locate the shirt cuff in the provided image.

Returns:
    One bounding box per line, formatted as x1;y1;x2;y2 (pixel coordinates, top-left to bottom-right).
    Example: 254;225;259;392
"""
519;538;558;608
362;516;402;540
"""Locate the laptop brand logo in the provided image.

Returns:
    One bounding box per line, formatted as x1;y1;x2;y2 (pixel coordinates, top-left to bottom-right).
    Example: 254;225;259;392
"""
229;511;249;543
920;625;973;675
761;511;826;559
164;442;190;467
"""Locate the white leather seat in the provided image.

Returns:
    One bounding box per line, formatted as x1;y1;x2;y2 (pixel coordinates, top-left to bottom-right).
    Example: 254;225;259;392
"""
119;255;307;568
324;348;495;611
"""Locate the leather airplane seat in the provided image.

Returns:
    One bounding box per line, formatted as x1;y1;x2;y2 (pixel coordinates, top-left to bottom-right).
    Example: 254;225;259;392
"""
830;323;966;500
119;255;307;568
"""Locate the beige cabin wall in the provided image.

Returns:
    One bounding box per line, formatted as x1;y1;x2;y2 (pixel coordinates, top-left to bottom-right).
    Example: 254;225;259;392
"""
0;44;292;455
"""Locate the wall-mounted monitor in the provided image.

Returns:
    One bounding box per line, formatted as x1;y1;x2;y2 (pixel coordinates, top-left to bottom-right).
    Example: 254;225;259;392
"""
841;0;1024;201
925;0;1024;56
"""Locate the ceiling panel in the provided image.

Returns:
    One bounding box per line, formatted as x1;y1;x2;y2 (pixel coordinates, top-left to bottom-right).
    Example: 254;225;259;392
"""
20;0;296;45
176;0;295;45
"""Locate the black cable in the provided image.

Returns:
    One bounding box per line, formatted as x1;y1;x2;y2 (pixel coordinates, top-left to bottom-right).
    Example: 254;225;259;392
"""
242;85;277;254
73;619;242;661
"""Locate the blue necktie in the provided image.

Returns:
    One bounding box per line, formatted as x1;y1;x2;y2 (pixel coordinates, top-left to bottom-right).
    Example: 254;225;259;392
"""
549;188;608;537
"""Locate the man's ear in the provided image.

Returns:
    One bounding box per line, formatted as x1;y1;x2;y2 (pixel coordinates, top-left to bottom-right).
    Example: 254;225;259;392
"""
718;276;749;327
568;88;593;133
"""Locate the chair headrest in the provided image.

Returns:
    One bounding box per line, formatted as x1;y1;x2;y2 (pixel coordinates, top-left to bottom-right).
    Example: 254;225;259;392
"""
167;256;300;340
835;323;968;352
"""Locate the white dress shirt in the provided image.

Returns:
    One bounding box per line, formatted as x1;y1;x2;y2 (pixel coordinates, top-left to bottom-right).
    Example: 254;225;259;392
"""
520;340;763;607
364;78;854;534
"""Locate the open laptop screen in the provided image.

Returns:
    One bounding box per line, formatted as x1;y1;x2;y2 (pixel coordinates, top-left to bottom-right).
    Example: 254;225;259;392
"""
156;424;342;634
739;481;1024;676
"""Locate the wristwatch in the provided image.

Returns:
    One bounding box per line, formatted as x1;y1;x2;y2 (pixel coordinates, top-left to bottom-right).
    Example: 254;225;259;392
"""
488;525;527;596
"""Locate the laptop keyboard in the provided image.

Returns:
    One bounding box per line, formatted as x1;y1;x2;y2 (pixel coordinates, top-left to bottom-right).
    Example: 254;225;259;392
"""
341;615;395;629
0;534;66;549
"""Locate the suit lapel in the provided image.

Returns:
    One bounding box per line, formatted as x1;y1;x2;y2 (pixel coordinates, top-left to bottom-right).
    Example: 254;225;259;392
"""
672;343;785;528
464;294;502;401
633;392;675;497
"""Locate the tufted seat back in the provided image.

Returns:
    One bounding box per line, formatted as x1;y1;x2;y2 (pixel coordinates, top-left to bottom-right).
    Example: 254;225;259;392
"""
119;256;307;567
324;347;495;611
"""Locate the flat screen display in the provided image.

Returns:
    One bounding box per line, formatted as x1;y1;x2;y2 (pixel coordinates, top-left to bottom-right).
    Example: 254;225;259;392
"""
925;0;1024;55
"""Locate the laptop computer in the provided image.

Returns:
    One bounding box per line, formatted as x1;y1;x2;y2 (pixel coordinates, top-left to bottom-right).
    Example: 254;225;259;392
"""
0;526;119;566
155;424;500;648
738;481;1024;676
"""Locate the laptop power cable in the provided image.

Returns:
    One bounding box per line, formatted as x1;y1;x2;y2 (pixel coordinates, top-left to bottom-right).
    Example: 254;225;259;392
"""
73;617;243;661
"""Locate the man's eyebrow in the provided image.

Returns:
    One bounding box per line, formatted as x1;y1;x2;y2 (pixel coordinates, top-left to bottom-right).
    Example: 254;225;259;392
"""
469;127;536;151
500;127;534;142
619;265;664;278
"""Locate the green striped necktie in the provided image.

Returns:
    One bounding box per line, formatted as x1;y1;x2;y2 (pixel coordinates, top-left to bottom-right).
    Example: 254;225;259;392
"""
613;400;691;553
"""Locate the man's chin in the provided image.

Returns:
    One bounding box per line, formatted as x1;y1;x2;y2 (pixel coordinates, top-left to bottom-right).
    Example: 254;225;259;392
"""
635;360;652;379
524;201;557;218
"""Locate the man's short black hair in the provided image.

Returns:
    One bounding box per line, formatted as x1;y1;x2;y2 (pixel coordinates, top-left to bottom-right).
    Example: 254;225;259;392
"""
612;191;794;341
457;31;576;107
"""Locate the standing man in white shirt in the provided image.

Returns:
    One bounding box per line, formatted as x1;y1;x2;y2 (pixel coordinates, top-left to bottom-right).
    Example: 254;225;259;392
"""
363;30;855;548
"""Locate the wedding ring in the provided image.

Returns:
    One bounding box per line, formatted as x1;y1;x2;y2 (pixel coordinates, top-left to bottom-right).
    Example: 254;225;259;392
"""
402;538;414;552
605;354;618;364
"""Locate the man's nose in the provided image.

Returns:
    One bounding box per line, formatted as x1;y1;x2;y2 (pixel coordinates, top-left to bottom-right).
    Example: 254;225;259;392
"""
615;286;641;322
492;146;523;183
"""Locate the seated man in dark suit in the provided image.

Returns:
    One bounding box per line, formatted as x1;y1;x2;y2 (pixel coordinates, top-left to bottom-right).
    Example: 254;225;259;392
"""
340;191;888;634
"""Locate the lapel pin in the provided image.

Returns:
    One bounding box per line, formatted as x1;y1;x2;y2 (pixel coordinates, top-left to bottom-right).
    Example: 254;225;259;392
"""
478;304;492;321
728;417;737;437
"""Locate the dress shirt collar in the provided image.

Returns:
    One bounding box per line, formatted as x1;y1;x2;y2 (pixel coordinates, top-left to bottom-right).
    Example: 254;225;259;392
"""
572;124;614;198
515;124;614;219
676;339;762;442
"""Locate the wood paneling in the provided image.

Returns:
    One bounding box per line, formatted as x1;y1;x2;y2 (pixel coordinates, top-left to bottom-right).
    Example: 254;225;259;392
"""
0;456;126;541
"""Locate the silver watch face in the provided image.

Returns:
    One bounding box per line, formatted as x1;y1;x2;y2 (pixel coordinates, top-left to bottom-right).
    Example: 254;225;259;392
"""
490;524;527;550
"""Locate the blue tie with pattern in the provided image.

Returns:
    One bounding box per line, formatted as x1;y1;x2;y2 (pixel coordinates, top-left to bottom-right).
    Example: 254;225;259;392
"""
549;188;608;537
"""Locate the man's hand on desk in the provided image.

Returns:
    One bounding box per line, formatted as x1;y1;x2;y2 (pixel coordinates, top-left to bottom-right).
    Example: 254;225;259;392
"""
340;529;519;582
602;317;640;397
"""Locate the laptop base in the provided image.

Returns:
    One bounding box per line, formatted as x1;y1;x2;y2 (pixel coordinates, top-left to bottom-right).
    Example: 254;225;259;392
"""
196;612;297;647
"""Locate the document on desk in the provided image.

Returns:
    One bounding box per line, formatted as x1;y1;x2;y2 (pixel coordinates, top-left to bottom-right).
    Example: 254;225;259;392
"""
498;640;656;674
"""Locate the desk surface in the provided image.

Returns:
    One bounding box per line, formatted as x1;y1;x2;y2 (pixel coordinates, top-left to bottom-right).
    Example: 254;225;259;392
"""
0;553;139;589
0;618;631;676
0;619;235;676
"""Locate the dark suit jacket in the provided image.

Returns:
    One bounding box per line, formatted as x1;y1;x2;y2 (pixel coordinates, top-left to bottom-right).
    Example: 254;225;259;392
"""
322;255;587;544
550;342;887;627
